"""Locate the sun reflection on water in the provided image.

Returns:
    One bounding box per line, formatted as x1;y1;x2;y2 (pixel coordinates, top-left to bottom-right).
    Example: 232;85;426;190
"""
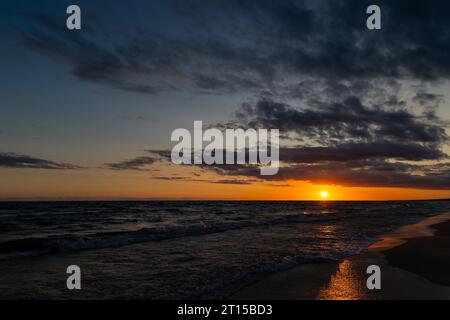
317;260;366;300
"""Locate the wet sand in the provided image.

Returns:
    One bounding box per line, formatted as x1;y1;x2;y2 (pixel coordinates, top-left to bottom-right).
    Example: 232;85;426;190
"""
383;220;450;287
230;212;450;300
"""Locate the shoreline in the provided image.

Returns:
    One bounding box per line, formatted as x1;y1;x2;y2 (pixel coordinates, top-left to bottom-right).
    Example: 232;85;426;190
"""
382;219;450;287
229;212;450;300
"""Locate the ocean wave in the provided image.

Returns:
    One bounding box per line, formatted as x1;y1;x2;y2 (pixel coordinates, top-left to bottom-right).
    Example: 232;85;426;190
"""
0;215;343;260
175;244;370;299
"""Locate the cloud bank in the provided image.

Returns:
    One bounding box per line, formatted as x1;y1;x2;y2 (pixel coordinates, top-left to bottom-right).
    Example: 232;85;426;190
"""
0;152;80;170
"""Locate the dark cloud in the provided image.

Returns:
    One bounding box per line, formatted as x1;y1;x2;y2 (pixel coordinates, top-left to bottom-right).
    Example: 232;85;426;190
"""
21;14;159;94
21;13;267;95
152;176;187;181
198;159;450;190
152;175;255;185
413;91;445;109
235;97;448;144
286;162;450;190
192;93;450;189
149;139;450;188
19;0;450;95
173;0;450;82
281;142;447;163
115;114;448;188
0;152;80;169
105;156;158;171
211;179;253;185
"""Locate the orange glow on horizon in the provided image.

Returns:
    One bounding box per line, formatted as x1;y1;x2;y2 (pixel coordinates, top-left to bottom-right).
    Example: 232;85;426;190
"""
1;168;450;201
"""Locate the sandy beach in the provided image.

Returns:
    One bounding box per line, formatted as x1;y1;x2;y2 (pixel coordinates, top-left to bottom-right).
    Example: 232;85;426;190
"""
231;212;450;300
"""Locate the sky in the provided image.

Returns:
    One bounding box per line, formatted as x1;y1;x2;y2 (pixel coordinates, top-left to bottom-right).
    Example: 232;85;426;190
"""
1;0;450;200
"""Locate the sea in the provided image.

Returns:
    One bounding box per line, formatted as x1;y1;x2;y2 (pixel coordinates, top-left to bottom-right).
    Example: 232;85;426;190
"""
0;200;449;299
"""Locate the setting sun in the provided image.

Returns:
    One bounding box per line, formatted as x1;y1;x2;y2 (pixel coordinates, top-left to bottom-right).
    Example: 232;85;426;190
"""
320;190;329;199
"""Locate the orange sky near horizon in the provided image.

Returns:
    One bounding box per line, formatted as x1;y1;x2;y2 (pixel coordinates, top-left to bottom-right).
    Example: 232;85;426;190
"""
2;168;450;201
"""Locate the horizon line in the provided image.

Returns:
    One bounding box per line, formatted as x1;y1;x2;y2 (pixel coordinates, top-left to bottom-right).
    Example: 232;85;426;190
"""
1;198;450;202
